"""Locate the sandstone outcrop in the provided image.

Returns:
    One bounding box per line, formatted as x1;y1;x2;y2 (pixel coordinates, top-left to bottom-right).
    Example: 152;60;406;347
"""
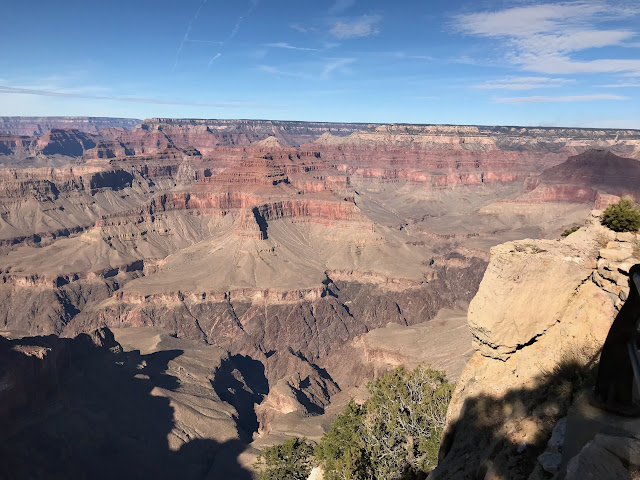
467;239;597;359
431;212;638;480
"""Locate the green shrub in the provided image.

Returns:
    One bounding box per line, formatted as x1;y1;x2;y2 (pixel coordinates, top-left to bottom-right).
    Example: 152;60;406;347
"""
561;225;580;237
255;366;453;480
314;400;368;480
316;365;453;480
255;438;315;480
601;197;640;232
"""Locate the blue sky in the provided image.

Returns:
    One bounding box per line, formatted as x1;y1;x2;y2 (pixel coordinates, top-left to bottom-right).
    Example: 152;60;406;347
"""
1;0;639;127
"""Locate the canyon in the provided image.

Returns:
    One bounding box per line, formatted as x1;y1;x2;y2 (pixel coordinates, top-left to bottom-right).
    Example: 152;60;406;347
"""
1;117;640;478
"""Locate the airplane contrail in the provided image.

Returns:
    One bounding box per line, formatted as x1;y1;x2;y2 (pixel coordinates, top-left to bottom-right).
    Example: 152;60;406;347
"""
172;0;208;71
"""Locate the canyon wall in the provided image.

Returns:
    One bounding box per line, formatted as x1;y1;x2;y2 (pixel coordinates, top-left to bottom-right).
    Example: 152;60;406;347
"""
0;116;140;135
1;118;640;478
431;212;636;479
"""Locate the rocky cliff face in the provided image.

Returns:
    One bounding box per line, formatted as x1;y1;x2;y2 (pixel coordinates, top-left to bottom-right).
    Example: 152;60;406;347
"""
431;212;637;480
0;116;140;135
139;118;374;147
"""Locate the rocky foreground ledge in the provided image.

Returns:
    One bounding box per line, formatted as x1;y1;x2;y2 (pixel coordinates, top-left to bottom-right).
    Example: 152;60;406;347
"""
431;211;640;479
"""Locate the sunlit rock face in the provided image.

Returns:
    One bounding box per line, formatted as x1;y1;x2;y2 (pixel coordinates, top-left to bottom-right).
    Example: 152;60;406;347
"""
431;213;640;480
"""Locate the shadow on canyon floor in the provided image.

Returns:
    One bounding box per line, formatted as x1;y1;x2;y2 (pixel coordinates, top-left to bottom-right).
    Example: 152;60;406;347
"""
430;349;637;480
211;353;269;442
0;334;254;480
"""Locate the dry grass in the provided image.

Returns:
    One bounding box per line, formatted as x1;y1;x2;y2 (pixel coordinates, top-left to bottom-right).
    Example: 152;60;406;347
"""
538;341;601;404
595;231;611;249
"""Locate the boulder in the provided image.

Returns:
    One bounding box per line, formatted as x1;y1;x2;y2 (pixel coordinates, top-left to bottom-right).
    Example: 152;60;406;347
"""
564;441;630;480
593;434;640;467
468;240;595;359
599;247;633;262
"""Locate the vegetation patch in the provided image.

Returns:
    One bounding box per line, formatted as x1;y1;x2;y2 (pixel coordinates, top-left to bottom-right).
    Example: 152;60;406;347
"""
255;365;453;480
601;197;640;232
255;438;315;480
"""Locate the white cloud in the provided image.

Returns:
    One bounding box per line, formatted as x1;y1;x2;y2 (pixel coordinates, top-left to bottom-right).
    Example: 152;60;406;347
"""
184;39;223;45
258;58;355;80
496;93;627;103
290;23;314;33
457;2;608;38
455;2;640;76
598;82;640;87
208;53;222;67
322;58;355;78
394;52;434;61
475;76;573;90
517;56;640;75
257;65;311;79
0;84;265;108
264;42;319;51
330;15;381;39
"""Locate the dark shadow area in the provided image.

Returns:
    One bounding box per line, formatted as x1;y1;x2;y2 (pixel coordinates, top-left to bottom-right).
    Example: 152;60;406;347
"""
211;354;269;442
431;351;603;480
89;170;134;191
0;329;254;480
251;207;269;239
594;264;640;413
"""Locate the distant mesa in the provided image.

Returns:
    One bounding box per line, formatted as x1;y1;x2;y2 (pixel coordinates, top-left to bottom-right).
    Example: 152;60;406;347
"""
522;149;640;204
0;116;140;136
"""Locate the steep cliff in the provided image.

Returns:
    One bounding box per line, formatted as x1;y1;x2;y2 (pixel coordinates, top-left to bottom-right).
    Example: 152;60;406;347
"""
431;212;638;479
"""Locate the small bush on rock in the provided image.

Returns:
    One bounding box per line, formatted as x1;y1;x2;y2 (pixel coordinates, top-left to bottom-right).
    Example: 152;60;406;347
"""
601;197;640;232
561;225;580;237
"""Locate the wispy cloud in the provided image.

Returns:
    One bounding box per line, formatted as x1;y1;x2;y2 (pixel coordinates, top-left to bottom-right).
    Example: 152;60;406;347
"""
329;0;356;15
257;57;355;80
257;65;311;79
394;52;434;61
598;82;640;87
330;14;381;39
0;84;268;108
174;0;260;70
290;23;315;33
475;76;573;90
322;58;355;78
208;53;222;67
184;39;223;46
264;42;319;51
226;0;260;43
496;93;627;103
172;0;208;71
454;2;640;76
